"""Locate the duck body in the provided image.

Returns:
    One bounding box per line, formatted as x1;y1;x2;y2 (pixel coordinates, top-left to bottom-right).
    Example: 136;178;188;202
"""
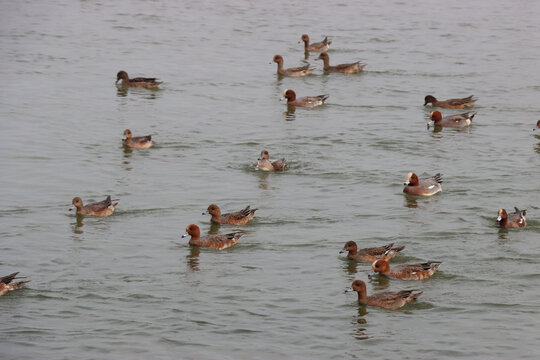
430;110;476;127
116;70;162;88
403;172;442;196
340;241;405;262
182;224;244;250
203;204;258;225
282;89;328;108
369;259;442;280
424;95;477;109
122;129;154;149
496;207;526;228
345;280;422;310
318;52;366;74
273;55;314;77
72;195;118;217
254;150;288;171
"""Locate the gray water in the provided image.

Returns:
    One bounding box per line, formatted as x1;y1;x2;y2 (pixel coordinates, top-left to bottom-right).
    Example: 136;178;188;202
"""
1;0;540;359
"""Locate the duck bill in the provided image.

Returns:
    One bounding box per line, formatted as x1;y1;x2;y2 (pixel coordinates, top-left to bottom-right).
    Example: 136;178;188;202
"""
367;270;376;278
344;287;353;293
403;181;410;185
496;216;502;222
181;232;188;238
339;248;346;254
202;210;209;215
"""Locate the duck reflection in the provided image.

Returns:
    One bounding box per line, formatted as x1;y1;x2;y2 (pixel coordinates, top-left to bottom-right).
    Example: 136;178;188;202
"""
404;196;418;208
71;215;84;234
186;246;200;271
342;259;359;275
284;105;296;121
351;307;369;340
208;222;221;235
257;171;271;190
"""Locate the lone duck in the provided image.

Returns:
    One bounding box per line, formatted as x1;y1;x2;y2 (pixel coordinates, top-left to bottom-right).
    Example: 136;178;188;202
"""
430;110;476;127
122;129;154;149
317;52;366;74
339;241;405;262
182;224;244;250
369;259;442;280
300;34;331;52
282;89;329;108
254;150;288;171
116;70;162;88
71;195;118;217
345;280;422;310
203;204;258;225
272;55;314;77
496;207;526;228
424;95;477;109
403;172;442;196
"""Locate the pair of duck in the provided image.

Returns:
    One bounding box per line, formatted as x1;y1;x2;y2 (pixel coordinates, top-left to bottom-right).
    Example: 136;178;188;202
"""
404;172;527;228
424;94;478;128
182;204;259;250
273;52;366;77
340;241;440;309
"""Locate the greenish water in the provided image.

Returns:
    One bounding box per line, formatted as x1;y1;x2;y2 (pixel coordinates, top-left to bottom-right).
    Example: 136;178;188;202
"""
1;1;539;359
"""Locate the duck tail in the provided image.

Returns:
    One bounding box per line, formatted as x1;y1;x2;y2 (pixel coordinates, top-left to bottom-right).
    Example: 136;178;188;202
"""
392;245;406;253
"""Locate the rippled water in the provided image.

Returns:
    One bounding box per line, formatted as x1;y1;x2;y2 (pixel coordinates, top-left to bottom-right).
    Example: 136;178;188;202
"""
1;0;539;359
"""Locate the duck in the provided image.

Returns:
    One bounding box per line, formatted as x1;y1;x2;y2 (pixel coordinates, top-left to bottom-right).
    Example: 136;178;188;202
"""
203;204;258;225
116;70;162;88
300;34;331;52
369;259;442;280
254;150;288;171
317;52;366;74
429;110;476;127
282;89;329;108
403;172;442;196
424;95;477;109
496;207;526;228
71;195;118;217
339;241;405;262
272;55;314;77
182;224;244;250
0;272;30;296
345;280;422;310
122;129;154;149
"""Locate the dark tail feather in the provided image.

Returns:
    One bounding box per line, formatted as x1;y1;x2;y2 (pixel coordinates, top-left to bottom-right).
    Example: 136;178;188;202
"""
1;272;19;284
392;245;406;253
433;173;443;184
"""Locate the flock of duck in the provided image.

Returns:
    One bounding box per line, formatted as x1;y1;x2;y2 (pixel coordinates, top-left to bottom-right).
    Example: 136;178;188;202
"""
2;34;537;310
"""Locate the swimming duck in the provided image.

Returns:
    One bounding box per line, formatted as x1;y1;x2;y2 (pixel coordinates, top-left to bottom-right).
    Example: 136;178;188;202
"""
369;259;442;280
345;280;422;310
71;195;118;217
300;34;331;52
403;172;442;196
317;52;366;74
182;224;244;250
282;89;329;107
122;129;154;149
496;207;526;228
340;241;405;262
254;150;288;171
203;204;258;225
272;55;314;77
424;95;477;109
429;110;476;127
0;272;30;296
116;70;162;88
